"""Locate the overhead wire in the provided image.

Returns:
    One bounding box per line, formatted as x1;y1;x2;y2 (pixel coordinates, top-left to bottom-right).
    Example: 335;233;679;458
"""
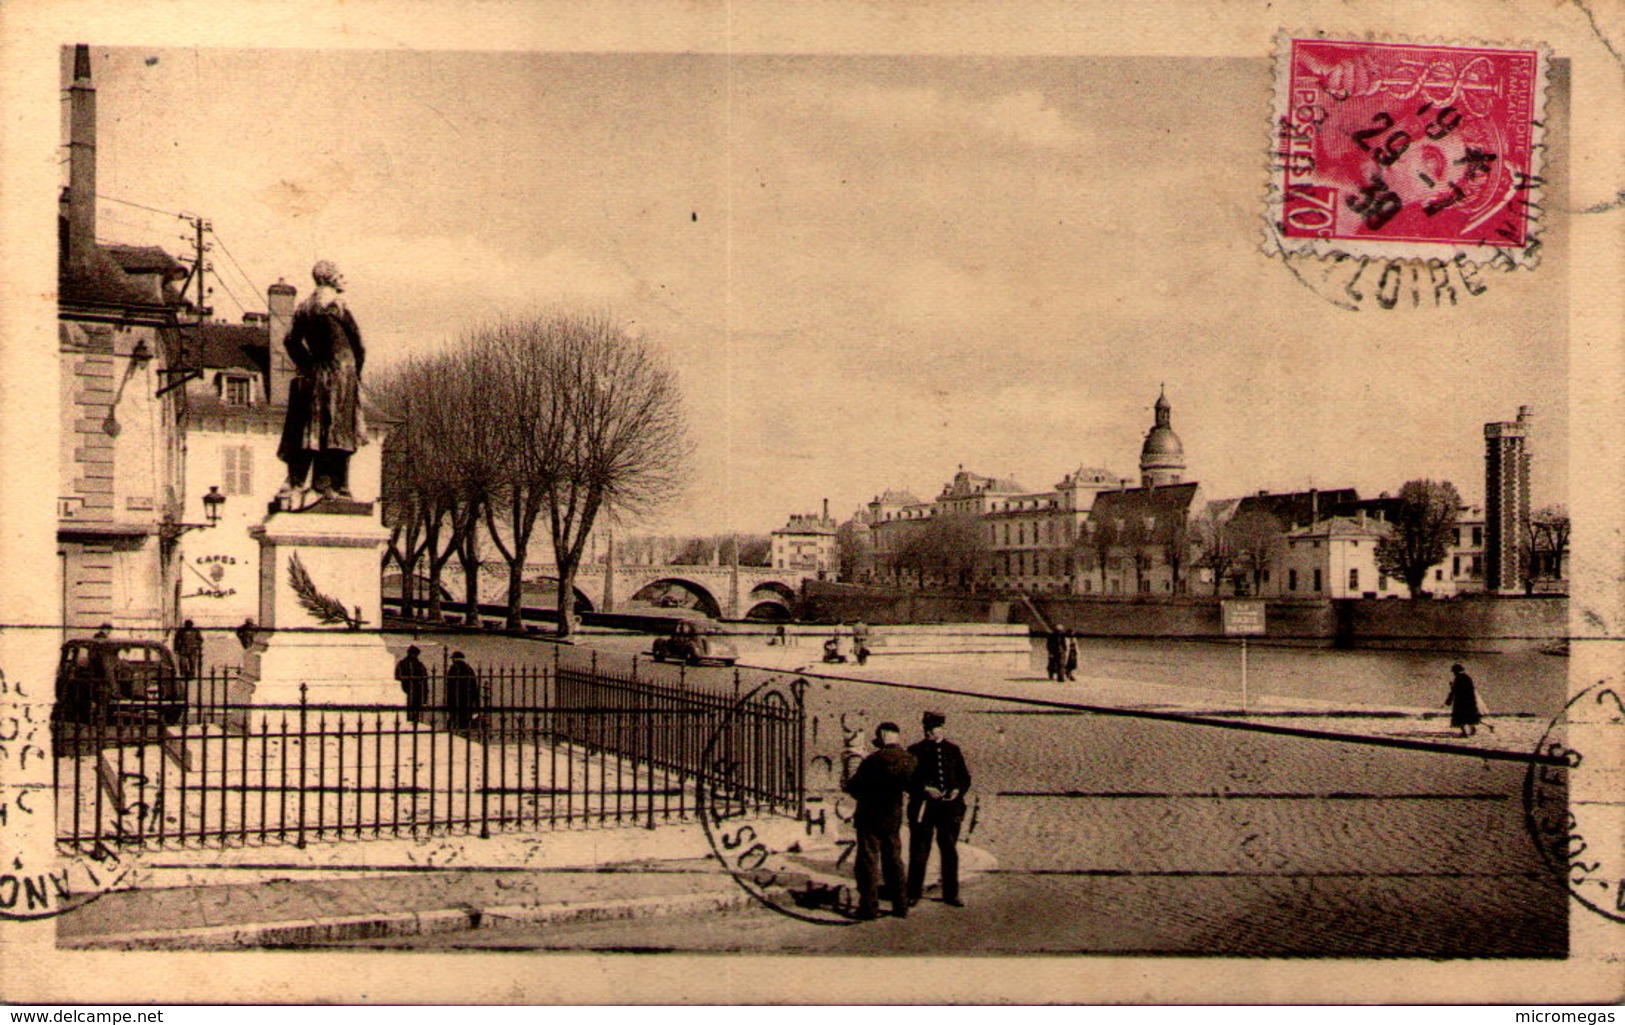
209;231;267;313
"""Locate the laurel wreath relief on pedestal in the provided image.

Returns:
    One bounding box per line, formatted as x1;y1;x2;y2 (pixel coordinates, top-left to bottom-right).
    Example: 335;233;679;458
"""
288;553;366;630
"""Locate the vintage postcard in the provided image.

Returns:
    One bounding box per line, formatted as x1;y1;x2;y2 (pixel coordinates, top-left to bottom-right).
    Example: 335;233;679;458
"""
0;0;1621;1006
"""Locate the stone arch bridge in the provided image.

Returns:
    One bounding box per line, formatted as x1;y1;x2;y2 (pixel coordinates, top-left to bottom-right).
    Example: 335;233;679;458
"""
438;563;815;621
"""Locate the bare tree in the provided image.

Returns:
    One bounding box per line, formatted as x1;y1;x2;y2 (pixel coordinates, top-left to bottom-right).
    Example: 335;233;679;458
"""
834;520;873;582
1076;517;1115;594
376;349;496;625
1375;479;1462;599
1192;503;1238;596
906;513;988;590
1228;508;1284;597
535;313;689;638
470;320;555;630
1528;504;1570;580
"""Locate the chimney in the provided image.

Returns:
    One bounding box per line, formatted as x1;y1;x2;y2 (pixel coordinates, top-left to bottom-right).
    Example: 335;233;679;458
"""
266;278;298;404
67;44;97;276
822;497;830;524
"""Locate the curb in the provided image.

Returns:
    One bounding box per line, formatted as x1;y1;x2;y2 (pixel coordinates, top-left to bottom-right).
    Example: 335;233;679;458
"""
61;885;754;950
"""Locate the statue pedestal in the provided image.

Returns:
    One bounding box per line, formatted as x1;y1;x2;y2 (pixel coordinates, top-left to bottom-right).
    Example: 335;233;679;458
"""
244;505;399;707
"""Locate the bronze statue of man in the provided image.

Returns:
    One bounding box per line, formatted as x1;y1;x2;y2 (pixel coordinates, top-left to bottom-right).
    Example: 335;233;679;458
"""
277;260;366;503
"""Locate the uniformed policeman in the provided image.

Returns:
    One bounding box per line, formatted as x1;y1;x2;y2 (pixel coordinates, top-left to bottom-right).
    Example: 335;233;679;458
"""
907;710;972;907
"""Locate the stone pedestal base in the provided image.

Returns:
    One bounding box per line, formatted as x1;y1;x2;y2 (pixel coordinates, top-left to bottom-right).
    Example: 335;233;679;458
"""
245;505;397;709
242;631;401;707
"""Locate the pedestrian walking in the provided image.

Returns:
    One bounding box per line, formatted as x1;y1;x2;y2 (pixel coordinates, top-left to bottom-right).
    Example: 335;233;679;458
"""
1044;627;1063;681
1445;662;1483;738
173;619;204;679
907;711;972;908
1063;628;1079;682
842;721;917;920
395;645;429;724
446;651;481;731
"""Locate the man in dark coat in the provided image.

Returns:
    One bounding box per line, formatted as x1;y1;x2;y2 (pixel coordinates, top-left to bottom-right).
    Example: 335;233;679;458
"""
1445;662;1482;737
395;645;429;724
445;651;481;731
277;260;366;503
173;619;204;679
842;721;917;920
906;710;973;907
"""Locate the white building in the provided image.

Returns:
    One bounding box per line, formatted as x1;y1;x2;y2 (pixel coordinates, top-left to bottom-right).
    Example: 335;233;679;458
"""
176;284;384;630
771;503;838;576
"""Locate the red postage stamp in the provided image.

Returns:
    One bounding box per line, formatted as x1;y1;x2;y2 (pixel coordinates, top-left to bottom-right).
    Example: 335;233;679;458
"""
1268;35;1547;266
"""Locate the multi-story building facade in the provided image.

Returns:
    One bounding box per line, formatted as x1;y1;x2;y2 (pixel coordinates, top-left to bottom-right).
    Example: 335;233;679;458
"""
57;45;190;639
863;390;1187;594
771;504;838;577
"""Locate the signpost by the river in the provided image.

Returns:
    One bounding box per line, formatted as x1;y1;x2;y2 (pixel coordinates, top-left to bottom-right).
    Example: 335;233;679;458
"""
1220;600;1267;711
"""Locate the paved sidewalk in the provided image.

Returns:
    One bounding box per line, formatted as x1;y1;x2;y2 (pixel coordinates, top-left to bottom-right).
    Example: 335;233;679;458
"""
58;858;750;950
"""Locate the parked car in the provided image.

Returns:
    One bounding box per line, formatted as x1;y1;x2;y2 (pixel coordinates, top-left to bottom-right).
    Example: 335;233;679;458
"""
650;620;739;667
54;639;186;727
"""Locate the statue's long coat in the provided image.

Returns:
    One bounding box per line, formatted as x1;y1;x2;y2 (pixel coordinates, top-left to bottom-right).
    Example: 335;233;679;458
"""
278;292;366;460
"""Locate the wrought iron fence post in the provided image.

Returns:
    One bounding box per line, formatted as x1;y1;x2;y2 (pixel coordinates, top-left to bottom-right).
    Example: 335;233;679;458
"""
645;708;656;830
296;683;308;849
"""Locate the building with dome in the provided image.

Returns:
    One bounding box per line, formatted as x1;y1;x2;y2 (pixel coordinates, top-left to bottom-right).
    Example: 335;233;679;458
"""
859;390;1195;592
1140;386;1186;488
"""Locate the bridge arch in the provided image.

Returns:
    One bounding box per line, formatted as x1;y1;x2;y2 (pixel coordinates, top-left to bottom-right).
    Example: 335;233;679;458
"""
630;577;723;620
743;580;798;621
521;577;596;614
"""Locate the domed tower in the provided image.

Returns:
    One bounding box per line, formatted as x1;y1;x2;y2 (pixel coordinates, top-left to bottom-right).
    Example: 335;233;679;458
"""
1139;386;1185;488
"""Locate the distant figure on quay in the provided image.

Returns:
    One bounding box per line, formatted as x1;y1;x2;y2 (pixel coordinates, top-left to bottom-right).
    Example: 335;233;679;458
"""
1445;663;1484;738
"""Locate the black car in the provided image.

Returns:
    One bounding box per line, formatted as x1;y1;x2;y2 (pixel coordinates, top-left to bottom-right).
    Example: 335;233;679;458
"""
54;639;186;727
650;621;740;667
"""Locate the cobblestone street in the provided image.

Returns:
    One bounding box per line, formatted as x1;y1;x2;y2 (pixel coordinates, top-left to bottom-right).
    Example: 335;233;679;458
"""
329;630;1567;956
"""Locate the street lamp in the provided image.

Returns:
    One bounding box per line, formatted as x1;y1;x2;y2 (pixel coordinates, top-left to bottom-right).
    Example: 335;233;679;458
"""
202;485;226;525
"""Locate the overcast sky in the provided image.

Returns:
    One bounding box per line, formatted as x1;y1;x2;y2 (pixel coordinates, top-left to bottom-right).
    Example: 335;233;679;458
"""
71;47;1568;533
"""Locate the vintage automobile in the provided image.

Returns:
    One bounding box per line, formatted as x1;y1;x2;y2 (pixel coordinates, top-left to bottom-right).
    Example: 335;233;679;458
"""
53;638;187;727
649;620;739;667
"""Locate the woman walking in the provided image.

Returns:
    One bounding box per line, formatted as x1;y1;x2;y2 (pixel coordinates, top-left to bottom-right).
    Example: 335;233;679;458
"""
1445;663;1482;738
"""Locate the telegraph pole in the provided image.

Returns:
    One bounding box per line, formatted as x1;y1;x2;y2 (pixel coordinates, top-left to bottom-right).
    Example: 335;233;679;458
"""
191;215;213;321
157;214;212;397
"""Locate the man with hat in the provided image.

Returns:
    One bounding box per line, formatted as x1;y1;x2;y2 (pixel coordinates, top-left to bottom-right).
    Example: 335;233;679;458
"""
394;645;429;724
842;721;917;920
907;710;973;907
445;651;481;731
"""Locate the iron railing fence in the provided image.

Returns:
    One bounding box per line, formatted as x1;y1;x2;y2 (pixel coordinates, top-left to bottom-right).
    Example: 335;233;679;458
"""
54;659;804;853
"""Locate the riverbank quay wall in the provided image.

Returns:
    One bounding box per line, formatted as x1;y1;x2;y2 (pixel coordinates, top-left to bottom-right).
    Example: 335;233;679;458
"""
798;582;1567;650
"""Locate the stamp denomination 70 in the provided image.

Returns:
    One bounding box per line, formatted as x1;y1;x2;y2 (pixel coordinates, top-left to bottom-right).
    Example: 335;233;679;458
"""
1270;35;1547;267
